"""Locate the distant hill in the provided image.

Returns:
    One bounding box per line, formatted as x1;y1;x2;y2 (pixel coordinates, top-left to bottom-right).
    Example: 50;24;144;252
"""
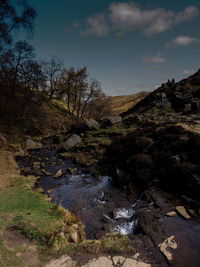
109;92;149;115
122;69;200;116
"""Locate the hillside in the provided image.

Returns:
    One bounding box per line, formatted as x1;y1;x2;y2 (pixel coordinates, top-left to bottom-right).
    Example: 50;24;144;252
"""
109;92;149;115
123;69;200;117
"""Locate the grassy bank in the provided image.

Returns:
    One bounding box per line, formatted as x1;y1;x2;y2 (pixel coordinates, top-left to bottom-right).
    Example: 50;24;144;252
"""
0;150;85;266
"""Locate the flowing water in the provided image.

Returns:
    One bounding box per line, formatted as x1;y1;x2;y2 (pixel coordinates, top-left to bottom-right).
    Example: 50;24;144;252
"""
17;138;139;239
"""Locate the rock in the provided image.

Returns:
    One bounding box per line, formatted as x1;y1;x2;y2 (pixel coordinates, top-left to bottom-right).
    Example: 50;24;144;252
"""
101;116;122;127
44;255;77;267
136;262;152;267
176;206;191;220
112;256;125;265
94;230;104;239
166;211;176;217
122;258;138;267
15;148;25;157
85;120;100;130
187;209;197;217
82;257;114;267
133;253;140;260
69;231;79;243
67;167;77;174
158;235;178;262
62;134;81;151
53;169;63;179
183;103;191;112
26;139;42;150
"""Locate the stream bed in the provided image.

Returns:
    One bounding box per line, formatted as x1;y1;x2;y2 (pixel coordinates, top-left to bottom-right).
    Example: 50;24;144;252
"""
17;138;139;239
16;138;200;266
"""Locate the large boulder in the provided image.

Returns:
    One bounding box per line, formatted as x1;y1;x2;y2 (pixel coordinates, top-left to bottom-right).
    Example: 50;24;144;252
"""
101;116;122;128
62;134;81;151
26;139;42;150
85;120;100;130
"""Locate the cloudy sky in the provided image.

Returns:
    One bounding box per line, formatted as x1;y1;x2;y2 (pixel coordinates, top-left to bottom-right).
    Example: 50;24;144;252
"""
28;0;200;95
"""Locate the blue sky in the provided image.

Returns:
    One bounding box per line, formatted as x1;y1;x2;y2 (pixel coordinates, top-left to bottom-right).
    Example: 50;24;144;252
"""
25;0;200;95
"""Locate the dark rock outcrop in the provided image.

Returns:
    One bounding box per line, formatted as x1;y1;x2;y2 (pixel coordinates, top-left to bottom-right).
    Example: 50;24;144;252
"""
102;124;200;202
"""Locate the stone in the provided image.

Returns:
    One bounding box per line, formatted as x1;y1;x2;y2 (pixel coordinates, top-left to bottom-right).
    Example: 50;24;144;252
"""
53;169;63;179
122;258;137;267
15;148;25;157
183;103;191;112
44;255;77;267
176;206;191;220
67;167;77;174
26;139;42;150
85;120;100;130
69;231;79;244
101;116;122;127
133;253;140;260
187;209;197;217
112;256;125;265
158;235;178;262
166;211;177;217
62;134;81;151
82;257;114;267
137;262;152;267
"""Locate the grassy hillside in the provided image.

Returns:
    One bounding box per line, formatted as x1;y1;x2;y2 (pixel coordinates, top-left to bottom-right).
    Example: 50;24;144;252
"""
110;92;149;115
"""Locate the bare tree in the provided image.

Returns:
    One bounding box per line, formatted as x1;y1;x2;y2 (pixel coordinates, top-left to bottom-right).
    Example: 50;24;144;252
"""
0;0;36;46
80;79;101;118
0;40;35;97
42;56;63;101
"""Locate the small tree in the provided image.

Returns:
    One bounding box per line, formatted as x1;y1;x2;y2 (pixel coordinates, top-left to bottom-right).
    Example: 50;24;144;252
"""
42;56;63;101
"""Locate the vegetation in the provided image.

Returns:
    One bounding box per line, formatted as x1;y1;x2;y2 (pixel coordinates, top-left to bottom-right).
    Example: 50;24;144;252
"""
0;151;85;255
59;124;136;167
110;92;149;115
69;234;134;258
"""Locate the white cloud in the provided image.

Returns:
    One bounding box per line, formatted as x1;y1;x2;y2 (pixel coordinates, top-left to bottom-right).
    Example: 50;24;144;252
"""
81;14;110;37
81;2;198;37
182;69;194;75
109;3;198;35
166;36;199;47
142;53;166;64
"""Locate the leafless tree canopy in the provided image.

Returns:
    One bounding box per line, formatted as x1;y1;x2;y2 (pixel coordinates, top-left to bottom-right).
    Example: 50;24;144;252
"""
0;0;36;46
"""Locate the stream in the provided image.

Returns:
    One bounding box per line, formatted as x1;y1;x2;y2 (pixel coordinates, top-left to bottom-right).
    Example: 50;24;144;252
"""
16;137;200;266
17;138;140;239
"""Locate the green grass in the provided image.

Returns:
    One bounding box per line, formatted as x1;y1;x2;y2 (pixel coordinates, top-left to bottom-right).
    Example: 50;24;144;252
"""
0;178;63;233
0;176;84;252
68;234;135;258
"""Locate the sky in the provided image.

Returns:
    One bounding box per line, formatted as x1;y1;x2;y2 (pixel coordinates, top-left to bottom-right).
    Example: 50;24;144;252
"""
22;0;200;96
